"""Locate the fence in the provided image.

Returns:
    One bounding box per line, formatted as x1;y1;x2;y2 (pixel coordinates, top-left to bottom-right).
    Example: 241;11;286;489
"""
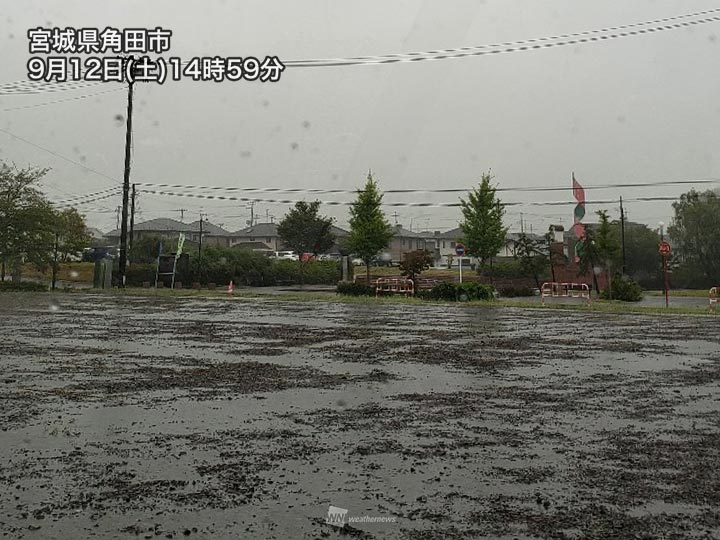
375;278;414;297
541;282;591;304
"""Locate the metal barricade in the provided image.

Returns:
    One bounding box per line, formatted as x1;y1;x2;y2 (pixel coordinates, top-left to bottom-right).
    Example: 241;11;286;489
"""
375;278;414;297
710;287;718;313
541;282;591;304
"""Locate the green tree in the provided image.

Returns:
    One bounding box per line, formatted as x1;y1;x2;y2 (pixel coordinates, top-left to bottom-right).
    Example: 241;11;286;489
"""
668;189;720;281
398;249;434;287
608;221;662;287
514;233;548;289
576;226;601;294
347;172;394;283
0;163;56;281
459;172;508;273
277;200;335;284
50;208;92;289
595;210;621;298
54;208;92;262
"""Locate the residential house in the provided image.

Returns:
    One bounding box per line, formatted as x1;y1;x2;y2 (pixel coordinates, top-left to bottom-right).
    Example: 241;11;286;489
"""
387;224;428;263
229;222;349;254
104;217;232;248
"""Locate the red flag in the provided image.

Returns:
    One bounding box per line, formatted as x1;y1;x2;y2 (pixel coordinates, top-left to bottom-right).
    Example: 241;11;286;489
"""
572;173;585;203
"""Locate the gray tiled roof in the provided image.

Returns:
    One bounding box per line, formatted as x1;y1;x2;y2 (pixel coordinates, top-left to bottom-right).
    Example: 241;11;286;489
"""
106;217;230;237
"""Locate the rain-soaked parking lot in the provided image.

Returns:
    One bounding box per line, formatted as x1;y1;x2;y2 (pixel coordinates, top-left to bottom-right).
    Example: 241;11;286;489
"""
1;293;719;539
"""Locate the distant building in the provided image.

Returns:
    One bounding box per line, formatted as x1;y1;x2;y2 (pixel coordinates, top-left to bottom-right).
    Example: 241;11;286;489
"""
229;222;349;253
105;217;232;247
387;224;428;262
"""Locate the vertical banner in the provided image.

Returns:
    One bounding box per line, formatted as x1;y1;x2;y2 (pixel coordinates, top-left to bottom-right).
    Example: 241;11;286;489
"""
171;233;185;289
175;233;186;260
572;172;586;262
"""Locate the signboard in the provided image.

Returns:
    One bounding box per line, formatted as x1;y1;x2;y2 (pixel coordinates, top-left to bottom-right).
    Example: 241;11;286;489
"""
455;243;466;257
659;241;671;256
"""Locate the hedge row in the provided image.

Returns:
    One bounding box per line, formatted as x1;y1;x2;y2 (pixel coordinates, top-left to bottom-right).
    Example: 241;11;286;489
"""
0;281;48;292
337;280;496;302
125;254;341;287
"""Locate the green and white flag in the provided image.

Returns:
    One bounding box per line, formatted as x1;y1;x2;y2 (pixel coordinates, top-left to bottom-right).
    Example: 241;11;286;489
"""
175;233;186;259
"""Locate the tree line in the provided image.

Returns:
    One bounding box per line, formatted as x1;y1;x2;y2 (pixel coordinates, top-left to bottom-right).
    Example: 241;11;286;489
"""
1;159;718;291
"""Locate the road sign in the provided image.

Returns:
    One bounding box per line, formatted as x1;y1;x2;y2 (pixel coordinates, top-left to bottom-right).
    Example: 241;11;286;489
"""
455;243;466;257
659;241;671;256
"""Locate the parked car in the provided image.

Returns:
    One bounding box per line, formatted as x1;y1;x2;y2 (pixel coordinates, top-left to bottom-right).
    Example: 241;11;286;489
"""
371;253;393;267
318;253;342;261
273;251;299;261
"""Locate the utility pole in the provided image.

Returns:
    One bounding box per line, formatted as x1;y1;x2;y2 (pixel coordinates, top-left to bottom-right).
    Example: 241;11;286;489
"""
619;196;627;274
520;213;524;234
197;213;205;282
392;211;399;225
116;206;121;231
176;208;188;222
265;209;270;222
118;78;135;287
129;183;136;259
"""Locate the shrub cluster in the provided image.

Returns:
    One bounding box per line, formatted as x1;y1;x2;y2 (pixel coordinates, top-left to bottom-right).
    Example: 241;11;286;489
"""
497;285;536;298
124;249;341;288
336;281;374;296
0;281;48;292
600;274;643;302
418;281;495;302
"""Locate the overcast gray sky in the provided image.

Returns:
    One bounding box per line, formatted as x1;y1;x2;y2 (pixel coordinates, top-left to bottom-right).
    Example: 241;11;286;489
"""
2;0;719;234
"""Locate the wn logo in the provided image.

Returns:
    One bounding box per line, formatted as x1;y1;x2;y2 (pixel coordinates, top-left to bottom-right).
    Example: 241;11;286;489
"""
325;505;348;527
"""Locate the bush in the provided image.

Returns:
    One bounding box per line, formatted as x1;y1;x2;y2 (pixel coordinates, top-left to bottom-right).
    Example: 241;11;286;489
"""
273;260;341;285
456;282;496;301
337;281;374;296
420;281;495;302
668;261;716;290
125;263;157;287
498;285;536;298
480;259;525;279
0;281;48;292
600;274;643;302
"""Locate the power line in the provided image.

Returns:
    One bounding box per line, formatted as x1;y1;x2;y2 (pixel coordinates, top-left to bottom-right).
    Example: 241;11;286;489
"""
52;190;121;208
134;177;720;195
135;187;685;208
2;7;718;95
50;187;122;205
0;79;105;96
2;85;126;112
285;7;720;67
0;127;119;187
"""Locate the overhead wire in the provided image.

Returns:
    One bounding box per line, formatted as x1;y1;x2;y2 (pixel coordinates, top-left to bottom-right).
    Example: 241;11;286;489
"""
284;10;720;67
1;7;718;93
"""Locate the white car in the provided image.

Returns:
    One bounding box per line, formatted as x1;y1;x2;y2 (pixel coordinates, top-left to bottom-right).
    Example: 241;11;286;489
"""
274;251;299;261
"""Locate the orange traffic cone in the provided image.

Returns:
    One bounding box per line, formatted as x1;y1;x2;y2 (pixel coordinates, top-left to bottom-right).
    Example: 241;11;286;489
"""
227;280;234;294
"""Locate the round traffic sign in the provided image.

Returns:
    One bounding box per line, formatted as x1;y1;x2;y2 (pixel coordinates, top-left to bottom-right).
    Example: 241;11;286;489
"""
659;241;671;256
455;243;466;256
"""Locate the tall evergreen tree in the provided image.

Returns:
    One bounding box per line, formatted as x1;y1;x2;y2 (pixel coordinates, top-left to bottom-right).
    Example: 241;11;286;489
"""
347;171;393;283
459;172;508;272
595;210;621;296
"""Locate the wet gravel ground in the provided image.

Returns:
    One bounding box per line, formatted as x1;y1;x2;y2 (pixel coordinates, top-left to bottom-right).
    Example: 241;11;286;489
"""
0;293;719;539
